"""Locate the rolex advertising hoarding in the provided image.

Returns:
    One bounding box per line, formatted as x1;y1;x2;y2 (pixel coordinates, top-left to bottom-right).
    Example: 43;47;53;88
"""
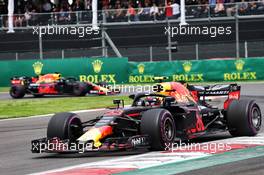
0;57;128;87
128;58;264;83
0;57;263;87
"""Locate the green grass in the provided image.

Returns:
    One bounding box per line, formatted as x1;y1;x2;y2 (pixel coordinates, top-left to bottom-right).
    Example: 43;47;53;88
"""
0;87;9;92
0;96;131;119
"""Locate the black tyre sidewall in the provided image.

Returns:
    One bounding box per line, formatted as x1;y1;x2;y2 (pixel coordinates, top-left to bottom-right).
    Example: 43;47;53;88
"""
9;85;26;98
47;112;83;141
141;109;175;150
227;99;262;136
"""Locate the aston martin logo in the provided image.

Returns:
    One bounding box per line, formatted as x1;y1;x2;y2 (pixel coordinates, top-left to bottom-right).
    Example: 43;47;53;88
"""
182;61;192;73
92;59;103;73
235;59;245;71
32;61;43;75
137;64;145;74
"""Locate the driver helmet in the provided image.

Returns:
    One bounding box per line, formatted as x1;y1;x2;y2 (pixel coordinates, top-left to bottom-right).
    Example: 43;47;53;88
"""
145;97;162;106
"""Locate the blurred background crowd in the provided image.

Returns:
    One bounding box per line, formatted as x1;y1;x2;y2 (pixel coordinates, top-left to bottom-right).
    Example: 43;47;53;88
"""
0;0;263;27
0;0;263;15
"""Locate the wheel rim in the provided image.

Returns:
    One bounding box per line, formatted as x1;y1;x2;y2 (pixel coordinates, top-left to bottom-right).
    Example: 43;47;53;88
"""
11;87;17;95
251;107;261;129
164;117;173;140
68;117;82;140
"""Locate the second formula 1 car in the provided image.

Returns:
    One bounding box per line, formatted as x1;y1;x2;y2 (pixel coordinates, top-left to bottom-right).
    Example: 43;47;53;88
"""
10;73;120;98
31;80;262;153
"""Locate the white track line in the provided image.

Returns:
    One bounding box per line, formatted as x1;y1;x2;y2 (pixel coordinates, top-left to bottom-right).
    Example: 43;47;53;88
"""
28;152;154;175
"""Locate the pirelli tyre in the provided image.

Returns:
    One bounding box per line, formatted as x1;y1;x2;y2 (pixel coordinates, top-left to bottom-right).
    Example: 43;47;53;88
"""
9;85;26;99
47;112;83;141
73;82;88;96
141;109;176;151
227;99;262;136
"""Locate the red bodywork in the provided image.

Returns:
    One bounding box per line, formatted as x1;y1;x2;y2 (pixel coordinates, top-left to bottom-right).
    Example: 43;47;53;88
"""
38;83;58;94
223;90;241;110
10;73;120;96
156;82;241;136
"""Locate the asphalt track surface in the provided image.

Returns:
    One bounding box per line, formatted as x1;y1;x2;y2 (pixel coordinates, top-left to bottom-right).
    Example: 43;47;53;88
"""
0;83;264;175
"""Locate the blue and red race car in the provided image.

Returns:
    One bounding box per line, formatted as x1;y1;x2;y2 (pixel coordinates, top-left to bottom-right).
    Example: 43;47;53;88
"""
31;79;262;153
10;73;119;98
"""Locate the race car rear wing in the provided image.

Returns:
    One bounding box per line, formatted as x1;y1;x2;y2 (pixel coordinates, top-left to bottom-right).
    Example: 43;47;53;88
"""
187;84;241;109
10;76;34;85
188;84;241;96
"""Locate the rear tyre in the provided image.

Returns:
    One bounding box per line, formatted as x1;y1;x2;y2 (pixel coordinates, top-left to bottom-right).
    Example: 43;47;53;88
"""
9;85;26;98
73;82;88;96
227;99;262;136
141;109;176;151
47;112;83;141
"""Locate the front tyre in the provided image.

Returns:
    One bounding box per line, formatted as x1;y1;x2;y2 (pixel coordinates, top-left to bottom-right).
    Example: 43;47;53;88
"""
9;85;26;98
141;109;176;151
227;99;262;136
47;112;83;141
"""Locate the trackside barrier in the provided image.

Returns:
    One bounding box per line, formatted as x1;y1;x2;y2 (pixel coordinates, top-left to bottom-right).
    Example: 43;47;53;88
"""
0;57;128;86
128;58;264;83
0;57;264;86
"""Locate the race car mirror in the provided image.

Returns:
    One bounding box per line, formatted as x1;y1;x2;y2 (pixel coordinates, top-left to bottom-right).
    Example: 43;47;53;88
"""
129;94;135;100
153;76;168;83
164;96;176;106
113;99;124;108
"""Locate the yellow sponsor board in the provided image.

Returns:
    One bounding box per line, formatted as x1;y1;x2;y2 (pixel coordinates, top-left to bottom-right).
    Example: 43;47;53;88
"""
182;61;192;73
129;63;155;83
32;61;44;75
129;75;155;83
224;60;257;81
79;74;116;83
172;74;204;82
224;72;257;81
79;59;117;83
173;61;204;82
137;64;145;74
92;59;103;73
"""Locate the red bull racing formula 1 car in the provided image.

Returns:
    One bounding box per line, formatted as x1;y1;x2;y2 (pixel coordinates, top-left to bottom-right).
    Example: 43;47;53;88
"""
10;73;119;98
31;80;262;153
